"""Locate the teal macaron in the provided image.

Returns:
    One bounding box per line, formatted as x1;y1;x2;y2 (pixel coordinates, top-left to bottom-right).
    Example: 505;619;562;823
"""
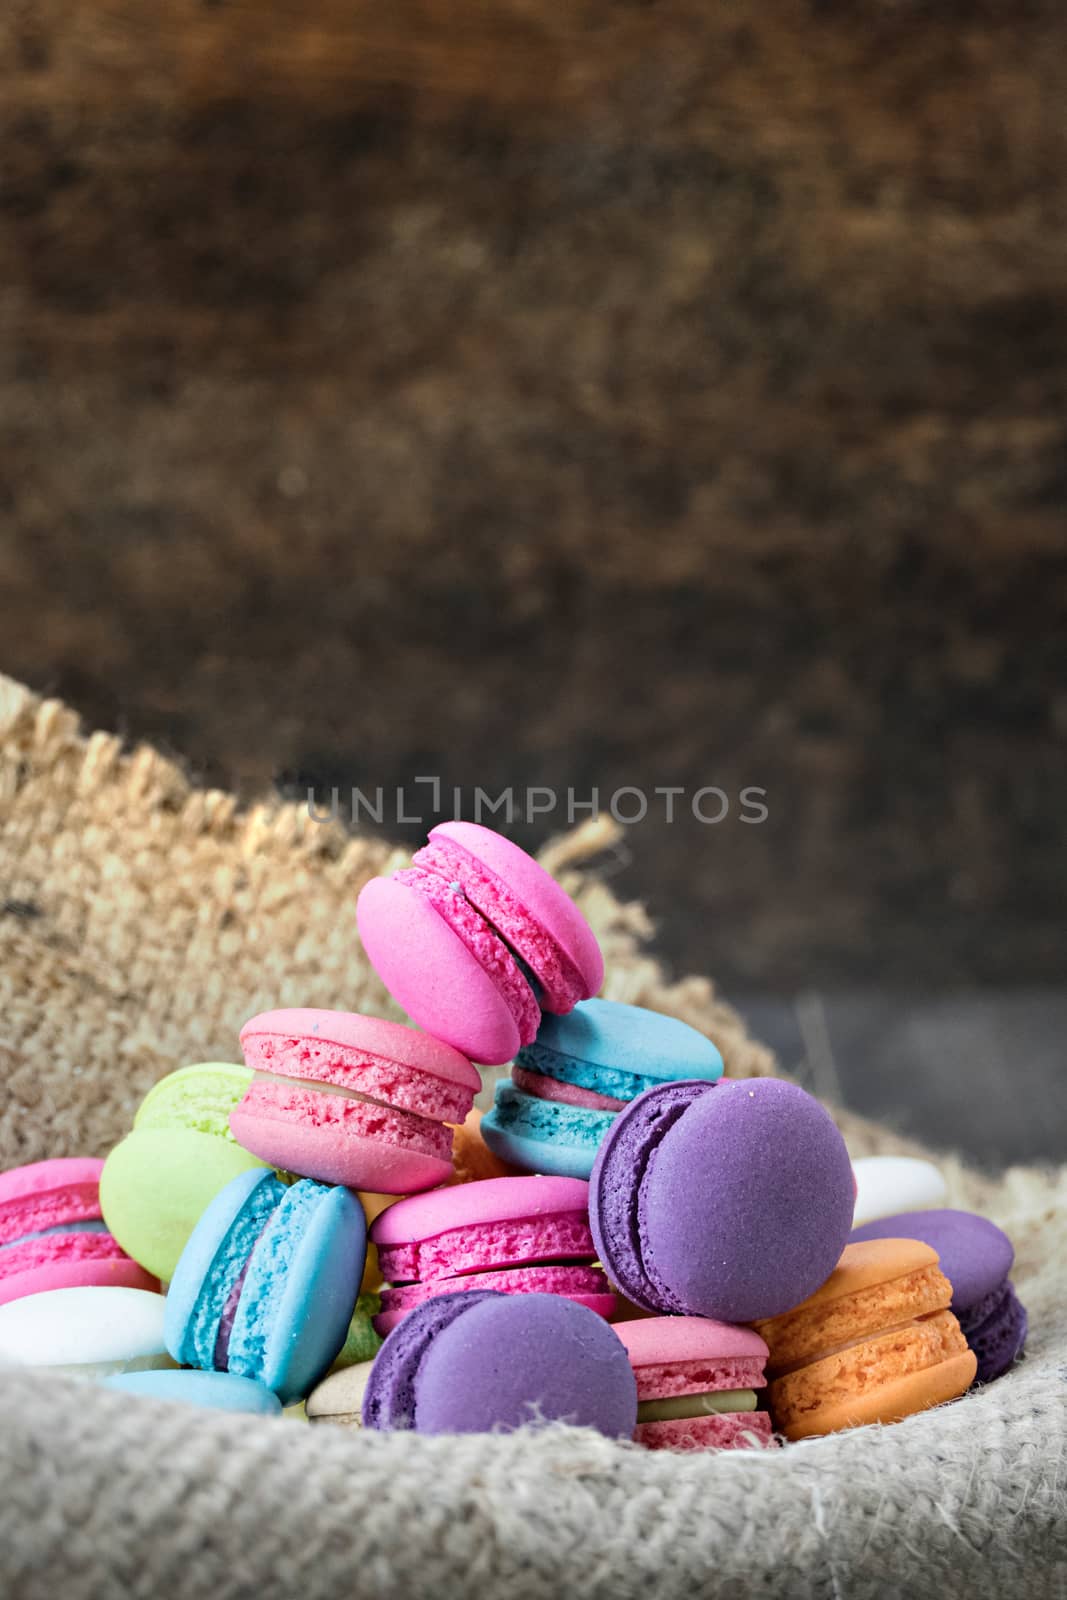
104;1368;282;1415
164;1169;365;1405
481;998;724;1179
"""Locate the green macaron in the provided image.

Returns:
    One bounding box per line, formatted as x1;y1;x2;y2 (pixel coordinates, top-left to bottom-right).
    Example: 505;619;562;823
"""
100;1062;270;1284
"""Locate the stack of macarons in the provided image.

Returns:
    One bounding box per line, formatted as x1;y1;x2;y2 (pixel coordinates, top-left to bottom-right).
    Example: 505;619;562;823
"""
1;1159;158;1305
0;822;1030;1441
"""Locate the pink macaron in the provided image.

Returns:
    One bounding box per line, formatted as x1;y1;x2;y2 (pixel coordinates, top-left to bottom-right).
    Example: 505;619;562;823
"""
0;1158;158;1306
233;1009;481;1193
370;1174;616;1335
615;1316;778;1452
356;821;604;1065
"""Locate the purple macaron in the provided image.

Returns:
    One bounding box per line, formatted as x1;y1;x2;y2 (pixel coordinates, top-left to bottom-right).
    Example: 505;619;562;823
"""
362;1290;637;1438
590;1077;855;1324
850;1208;1027;1383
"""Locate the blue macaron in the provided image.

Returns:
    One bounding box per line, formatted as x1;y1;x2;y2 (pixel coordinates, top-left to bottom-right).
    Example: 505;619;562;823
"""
104;1368;282;1415
481;998;724;1178
164;1169;365;1405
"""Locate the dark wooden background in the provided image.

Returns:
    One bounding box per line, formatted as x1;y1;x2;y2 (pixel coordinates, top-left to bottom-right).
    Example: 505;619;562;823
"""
2;4;1065;1109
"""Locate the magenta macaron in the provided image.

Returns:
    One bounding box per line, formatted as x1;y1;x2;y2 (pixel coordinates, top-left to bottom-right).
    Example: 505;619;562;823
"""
615;1316;778;1452
356;821;604;1065
0;1158;158;1306
370;1174;616;1335
233;1009;480;1193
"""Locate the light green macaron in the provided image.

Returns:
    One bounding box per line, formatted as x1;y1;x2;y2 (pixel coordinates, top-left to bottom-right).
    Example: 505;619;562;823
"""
332;1293;383;1370
100;1062;269;1284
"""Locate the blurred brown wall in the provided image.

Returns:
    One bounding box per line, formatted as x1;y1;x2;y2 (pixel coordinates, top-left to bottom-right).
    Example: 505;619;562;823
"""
2;1;1065;986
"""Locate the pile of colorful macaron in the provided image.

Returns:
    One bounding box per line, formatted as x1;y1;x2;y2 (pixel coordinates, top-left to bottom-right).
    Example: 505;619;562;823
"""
0;822;1028;1446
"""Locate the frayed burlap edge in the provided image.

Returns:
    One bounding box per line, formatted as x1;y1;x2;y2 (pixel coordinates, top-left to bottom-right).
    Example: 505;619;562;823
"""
0;672;1064;1600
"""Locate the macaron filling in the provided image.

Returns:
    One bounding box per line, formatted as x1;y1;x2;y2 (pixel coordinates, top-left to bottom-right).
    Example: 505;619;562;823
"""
241;1034;474;1124
394;867;542;1047
236;1078;453;1162
0;1218;110;1249
409;838;589;1013
177;1174;286;1371
511;1066;626;1113
0;1231;127;1282
636;1389;758;1422
514;1043;666;1106
227;1182;324;1381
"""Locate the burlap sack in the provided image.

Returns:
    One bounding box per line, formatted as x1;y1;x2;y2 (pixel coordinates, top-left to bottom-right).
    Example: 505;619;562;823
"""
0;672;1063;1600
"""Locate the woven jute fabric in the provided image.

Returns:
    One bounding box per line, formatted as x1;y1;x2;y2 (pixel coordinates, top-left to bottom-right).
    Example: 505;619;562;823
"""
0;672;1063;1600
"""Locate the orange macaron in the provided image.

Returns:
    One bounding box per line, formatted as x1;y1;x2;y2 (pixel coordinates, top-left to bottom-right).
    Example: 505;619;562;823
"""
753;1237;977;1440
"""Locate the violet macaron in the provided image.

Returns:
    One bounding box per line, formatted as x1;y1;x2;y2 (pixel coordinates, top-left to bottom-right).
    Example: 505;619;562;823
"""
233;1009;480;1193
362;1290;637;1438
590;1077;855;1323
356;821;603;1065
850;1208;1027;1383
370;1175;615;1335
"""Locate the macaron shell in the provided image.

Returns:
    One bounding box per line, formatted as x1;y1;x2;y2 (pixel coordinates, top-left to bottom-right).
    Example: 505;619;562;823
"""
635;1411;776;1452
357;874;524;1065
0;1158;105;1234
960;1280;1028;1382
104;1368;282;1414
778;1344;977;1441
637;1079;855;1322
307;1360;375;1426
375;1264;615;1335
376;1210;595;1283
427;821;604;1005
849;1208;1015;1312
133;1063;255;1136
589;1079;709;1312
101;1127;269;1282
371;1174;594;1248
481;1083;615;1179
527;999;723;1086
229;1079;453;1193
0;1285;171;1379
753;1241;952;1375
615;1315;770;1372
0;1245;157;1307
850;1157;947;1227
363;1289;505;1430
239;1009;479;1094
411;1292;637;1437
164;1168;283;1370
